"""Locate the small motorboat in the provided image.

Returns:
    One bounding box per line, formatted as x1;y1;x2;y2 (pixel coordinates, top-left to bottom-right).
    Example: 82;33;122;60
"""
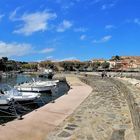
0;93;10;109
0;90;12;109
0;84;40;102
39;69;54;79
15;79;59;93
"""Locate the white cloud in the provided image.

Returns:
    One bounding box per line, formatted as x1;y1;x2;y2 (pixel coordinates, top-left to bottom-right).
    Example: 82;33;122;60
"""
134;18;140;26
61;2;75;10
93;35;112;43
57;20;72;32
125;18;140;26
0;14;4;21
40;48;55;53
80;35;86;40
90;0;102;5
0;41;32;57
101;35;112;42
52;0;78;10
9;7;21;20
59;57;77;61
101;5;107;10
12;11;57;36
105;25;116;29
46;56;53;59
74;27;88;32
37;56;53;62
89;0;117;8
101;3;115;10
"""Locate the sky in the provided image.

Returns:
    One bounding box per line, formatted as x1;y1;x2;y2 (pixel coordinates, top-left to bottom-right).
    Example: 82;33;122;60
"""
0;0;140;62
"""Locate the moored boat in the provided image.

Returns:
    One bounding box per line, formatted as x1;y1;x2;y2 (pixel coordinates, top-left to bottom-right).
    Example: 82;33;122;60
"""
0;94;10;105
38;69;54;79
0;91;12;109
14;79;59;93
0;84;40;102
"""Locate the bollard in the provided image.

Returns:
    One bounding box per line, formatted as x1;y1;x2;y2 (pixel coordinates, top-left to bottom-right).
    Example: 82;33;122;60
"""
51;99;55;103
17;114;23;120
1;123;5;126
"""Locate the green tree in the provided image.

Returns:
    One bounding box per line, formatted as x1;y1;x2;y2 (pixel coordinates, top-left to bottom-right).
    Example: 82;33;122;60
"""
91;62;101;70
0;59;6;71
22;63;38;71
2;57;8;62
112;55;120;61
101;61;110;69
40;61;54;69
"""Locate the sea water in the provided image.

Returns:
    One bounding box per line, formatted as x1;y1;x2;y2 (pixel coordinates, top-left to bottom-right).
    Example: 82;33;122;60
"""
0;74;69;124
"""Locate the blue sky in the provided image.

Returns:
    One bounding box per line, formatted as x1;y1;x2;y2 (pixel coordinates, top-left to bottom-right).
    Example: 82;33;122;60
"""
0;0;140;62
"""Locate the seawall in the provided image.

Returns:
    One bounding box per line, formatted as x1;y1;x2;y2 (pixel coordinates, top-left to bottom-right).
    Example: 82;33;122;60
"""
110;78;140;140
79;74;140;140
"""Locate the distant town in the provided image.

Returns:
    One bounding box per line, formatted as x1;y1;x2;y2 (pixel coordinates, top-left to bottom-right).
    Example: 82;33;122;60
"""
0;56;140;74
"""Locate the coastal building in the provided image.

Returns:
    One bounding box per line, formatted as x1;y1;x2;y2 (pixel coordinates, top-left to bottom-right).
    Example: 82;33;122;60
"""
108;56;140;71
91;59;107;64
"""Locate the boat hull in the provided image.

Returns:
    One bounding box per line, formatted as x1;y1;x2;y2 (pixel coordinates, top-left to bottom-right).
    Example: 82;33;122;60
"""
7;92;40;102
15;80;58;92
16;86;54;92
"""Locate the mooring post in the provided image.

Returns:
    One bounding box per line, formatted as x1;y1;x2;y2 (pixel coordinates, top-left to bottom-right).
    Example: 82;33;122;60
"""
17;114;23;120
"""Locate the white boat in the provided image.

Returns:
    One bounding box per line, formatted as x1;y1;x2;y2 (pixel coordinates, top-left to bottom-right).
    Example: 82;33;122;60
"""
14;79;59;93
1;72;13;78
0;94;11;110
0;84;40;102
39;69;54;79
0;94;10;105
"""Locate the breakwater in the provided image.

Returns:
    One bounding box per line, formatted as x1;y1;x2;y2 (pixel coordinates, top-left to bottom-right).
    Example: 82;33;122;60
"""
109;78;140;140
47;75;134;140
80;74;140;140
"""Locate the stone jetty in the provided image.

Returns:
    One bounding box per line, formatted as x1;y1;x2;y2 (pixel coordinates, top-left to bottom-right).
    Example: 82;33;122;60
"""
0;74;140;140
46;75;137;140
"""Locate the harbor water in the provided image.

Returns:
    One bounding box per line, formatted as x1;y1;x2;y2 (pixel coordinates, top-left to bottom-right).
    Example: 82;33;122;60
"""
0;74;69;124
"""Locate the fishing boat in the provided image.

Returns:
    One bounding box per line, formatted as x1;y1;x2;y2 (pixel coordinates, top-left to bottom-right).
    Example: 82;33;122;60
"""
14;79;59;93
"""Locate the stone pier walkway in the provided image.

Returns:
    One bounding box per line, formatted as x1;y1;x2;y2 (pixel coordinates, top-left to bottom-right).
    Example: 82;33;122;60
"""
0;75;92;140
46;76;135;140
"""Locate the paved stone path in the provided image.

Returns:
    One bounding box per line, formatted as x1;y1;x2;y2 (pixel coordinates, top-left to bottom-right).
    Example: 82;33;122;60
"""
46;76;135;140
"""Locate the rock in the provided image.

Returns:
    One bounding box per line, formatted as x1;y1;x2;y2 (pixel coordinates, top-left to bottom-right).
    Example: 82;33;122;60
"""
57;131;71;138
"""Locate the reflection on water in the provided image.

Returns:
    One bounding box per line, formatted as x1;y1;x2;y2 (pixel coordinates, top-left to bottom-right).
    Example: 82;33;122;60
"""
0;74;37;86
0;74;69;124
